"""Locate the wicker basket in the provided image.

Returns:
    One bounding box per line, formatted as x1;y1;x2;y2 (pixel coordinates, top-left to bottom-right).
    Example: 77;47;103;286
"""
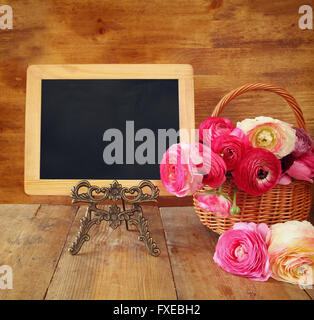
193;83;313;234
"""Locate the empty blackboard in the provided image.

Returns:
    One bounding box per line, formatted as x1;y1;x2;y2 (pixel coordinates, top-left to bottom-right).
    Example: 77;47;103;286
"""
25;64;194;195
40;79;179;180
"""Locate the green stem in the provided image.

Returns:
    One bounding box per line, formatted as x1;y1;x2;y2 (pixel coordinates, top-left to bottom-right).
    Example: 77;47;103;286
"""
233;185;238;204
217;184;223;195
230;185;240;215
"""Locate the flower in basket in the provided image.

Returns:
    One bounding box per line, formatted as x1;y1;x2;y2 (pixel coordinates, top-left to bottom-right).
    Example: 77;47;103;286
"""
279;149;314;185
199;117;235;146
292;127;313;158
202;151;227;188
212;129;251;171
267;221;314;286
194;190;232;218
232;148;281;196
160;112;313;219
213;222;272;281
160;142;211;197
236;116;296;159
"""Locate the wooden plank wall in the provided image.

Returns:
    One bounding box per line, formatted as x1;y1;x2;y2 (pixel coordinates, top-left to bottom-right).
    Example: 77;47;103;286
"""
0;0;313;205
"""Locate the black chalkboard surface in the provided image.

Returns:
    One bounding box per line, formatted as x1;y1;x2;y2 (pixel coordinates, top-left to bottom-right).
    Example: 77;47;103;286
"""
40;79;179;180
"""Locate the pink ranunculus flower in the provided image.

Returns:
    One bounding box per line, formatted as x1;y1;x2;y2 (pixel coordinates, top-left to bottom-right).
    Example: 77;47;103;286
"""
188;142;212;176
278;149;314;185
232;148;281;196
300;149;314;171
195;191;232;218
280;150;314;184
292;127;313;158
199;117;235;146
230;127;251;147
202;151;227;188
267;221;314;286
214;222;272;281
160;143;210;197
212;133;250;171
286;160;313;183
237;116;296;159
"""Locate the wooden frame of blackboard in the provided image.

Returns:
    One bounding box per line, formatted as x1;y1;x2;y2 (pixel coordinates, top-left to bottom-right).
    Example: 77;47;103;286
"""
25;64;195;196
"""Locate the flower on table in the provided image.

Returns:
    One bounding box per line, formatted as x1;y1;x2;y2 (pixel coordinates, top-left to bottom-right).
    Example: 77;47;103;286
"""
199;117;235;146
232;148;281;196
267;221;314;286
213;222;272;281
237;116;296;159
195;190;232;218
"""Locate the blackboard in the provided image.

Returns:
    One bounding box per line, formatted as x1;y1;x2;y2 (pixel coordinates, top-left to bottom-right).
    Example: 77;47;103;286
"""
40;79;179;180
24;64;194;195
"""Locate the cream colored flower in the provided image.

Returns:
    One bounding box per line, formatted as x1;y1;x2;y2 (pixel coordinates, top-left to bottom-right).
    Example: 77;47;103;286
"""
237;116;296;159
267;221;314;286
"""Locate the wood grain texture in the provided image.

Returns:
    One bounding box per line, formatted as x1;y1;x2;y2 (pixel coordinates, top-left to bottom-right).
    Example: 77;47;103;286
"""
0;0;314;204
45;205;177;300
0;204;77;299
160;207;311;300
0;204;312;299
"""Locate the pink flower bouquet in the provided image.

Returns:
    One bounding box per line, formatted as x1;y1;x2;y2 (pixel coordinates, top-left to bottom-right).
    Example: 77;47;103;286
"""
160;115;314;218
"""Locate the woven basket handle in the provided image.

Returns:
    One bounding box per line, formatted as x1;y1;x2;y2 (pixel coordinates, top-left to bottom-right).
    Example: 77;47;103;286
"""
211;83;306;130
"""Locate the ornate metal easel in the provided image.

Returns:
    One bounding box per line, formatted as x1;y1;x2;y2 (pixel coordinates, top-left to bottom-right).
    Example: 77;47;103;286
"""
68;180;160;257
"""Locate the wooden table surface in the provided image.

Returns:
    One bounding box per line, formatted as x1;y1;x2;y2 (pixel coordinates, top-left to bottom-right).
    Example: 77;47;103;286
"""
0;204;312;300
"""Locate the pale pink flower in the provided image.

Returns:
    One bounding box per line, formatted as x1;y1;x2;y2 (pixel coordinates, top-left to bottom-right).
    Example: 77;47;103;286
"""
267;221;314;286
195;191;231;218
214;222;272;281
160;143;211;197
237;116;296;159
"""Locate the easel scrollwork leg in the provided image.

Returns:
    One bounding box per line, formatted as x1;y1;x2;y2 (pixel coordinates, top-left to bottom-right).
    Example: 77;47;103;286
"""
68;207;102;255
68;180;160;257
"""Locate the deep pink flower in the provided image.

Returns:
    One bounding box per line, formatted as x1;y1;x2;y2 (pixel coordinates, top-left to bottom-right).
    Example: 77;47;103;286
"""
214;222;272;281
230;127;251;146
202;151;227;188
292;127;312;158
199;117;235;146
195;191;231;218
232;148;281;196
212;133;250;171
299;149;314;171
279;150;314;185
286;160;313;183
